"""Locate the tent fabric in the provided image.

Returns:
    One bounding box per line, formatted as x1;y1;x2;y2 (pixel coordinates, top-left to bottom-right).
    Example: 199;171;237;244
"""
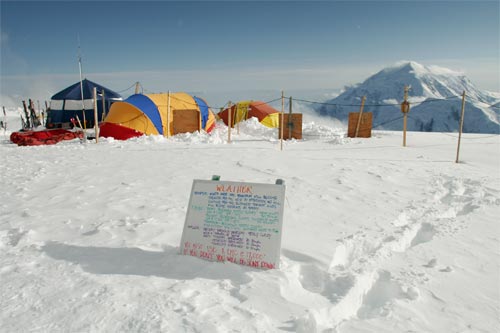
99;122;144;140
102;97;160;136
101;92;216;140
47;79;122;128
51;79;121;101
146;92;199;136
105;94;163;134
218;101;281;128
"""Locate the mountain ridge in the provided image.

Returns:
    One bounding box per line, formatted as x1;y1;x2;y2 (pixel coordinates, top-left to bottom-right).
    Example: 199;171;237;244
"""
317;61;499;133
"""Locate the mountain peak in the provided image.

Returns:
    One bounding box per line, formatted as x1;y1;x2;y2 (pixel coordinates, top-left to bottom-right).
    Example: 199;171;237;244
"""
385;61;463;77
318;61;499;133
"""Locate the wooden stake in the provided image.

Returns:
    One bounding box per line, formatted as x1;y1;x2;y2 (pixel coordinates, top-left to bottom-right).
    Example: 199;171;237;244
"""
288;96;293;139
355;96;366;138
455;91;467;163
280;91;284;150
93;87;99;143
227;101;232;143
167;91;171;137
237;104;240;135
402;86;410;147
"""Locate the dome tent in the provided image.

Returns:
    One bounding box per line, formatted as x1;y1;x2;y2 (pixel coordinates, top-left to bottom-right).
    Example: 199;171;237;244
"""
47;79;122;129
218;101;280;128
100;93;216;140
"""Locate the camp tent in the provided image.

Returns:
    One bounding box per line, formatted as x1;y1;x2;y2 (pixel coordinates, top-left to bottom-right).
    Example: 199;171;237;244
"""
99;93;216;140
218;101;280;128
47;79;122;129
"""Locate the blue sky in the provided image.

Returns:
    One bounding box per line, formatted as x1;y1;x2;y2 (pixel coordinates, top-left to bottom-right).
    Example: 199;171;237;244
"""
1;1;499;105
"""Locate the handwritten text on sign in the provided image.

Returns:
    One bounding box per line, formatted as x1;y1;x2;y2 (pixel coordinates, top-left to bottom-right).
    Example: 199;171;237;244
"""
180;180;286;269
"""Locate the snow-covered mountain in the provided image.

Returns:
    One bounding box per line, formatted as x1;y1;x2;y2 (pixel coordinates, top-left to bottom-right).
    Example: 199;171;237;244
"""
317;61;500;133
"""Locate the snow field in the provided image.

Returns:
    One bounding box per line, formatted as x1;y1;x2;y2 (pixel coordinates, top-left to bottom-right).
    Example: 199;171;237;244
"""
1;114;499;332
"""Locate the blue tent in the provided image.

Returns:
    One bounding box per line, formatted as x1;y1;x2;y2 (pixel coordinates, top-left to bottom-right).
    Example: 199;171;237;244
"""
47;79;122;128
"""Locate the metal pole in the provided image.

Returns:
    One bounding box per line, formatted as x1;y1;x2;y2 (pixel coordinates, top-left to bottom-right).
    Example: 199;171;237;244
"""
101;89;106;122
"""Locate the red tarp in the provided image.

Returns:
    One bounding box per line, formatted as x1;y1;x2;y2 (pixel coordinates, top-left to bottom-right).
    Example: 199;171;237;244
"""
10;129;83;146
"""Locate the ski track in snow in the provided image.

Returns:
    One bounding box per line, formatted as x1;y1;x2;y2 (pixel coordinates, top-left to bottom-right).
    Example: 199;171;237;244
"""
286;174;498;331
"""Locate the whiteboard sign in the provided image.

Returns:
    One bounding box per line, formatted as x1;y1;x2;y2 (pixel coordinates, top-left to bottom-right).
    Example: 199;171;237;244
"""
180;179;286;269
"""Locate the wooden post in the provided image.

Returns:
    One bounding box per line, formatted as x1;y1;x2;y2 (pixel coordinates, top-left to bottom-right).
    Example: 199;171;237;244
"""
135;82;140;94
237;104;240;135
101;89;106;122
401;86;410;147
288;96;293;139
354;96;366;138
280;91;284;150
455;91;467;163
167;91;171;137
93;87;99;143
227;101;232;143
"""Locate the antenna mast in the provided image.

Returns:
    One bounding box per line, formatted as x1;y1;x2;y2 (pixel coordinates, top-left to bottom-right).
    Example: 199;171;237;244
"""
77;35;87;131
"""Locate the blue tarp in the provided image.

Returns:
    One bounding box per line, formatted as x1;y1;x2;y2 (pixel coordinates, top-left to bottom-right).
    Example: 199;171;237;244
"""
193;96;209;129
51;79;121;100
124;94;164;135
47;79;122;128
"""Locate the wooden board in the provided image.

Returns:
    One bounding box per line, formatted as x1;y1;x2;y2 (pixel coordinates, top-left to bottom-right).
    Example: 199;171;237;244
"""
180;179;286;269
279;113;303;140
173;109;200;135
347;112;373;138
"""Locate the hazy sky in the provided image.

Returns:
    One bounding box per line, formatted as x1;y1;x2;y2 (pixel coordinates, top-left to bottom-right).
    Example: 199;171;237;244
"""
1;0;499;105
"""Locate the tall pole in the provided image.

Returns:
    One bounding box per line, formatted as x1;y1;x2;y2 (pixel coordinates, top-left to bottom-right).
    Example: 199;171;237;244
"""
77;39;86;131
355;96;366;138
288;96;293;139
455;91;467;163
401;86;410;147
135;82;140;94
227;101;232;143
280;91;284;150
101;89;106;122
167;91;171;138
93;87;99;143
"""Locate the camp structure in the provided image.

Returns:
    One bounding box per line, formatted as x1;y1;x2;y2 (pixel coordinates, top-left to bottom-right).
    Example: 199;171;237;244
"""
218;101;280;128
47;79;122;129
99;93;216;140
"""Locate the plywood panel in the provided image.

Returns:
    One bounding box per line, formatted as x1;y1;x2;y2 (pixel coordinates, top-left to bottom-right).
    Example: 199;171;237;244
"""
279;113;303;140
348;112;372;138
173;109;200;135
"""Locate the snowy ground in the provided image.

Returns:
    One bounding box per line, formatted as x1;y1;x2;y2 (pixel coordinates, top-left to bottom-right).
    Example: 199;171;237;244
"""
1;112;499;332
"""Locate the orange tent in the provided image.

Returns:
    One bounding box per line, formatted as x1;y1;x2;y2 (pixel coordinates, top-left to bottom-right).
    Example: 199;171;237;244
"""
218;101;280;128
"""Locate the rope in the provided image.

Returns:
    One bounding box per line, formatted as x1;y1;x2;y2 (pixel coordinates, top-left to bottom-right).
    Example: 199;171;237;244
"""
373;115;405;128
116;89;499;113
439;132;499;139
116;82;138;94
